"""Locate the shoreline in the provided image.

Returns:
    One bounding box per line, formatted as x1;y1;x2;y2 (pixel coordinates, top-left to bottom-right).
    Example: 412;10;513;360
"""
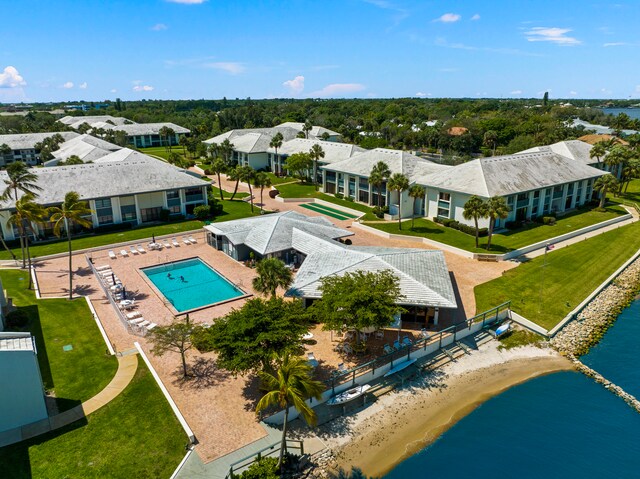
316;343;572;478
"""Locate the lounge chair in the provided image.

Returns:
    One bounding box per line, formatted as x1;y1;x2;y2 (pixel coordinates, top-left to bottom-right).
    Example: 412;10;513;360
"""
146;323;158;331
99;269;113;276
172;238;180;247
182;236;191;245
126;311;142;320
120;249;129;257
95;265;110;272
375;329;385;340
136;245;146;253
119;300;136;310
128;317;146;325
383;344;394;355
402;336;413;348
109;250;117;259
163;239;172;248
138;320;151;328
307;352;319;368
393;340;402;350
130;245;139;255
342;343;354;355
337;362;348;373
188;235;197;243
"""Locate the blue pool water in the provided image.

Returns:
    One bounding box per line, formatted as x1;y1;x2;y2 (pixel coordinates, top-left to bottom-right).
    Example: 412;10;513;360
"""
142;258;244;312
385;299;640;479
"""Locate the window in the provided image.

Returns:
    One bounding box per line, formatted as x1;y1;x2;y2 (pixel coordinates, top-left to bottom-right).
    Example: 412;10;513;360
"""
95;198;113;225
140;207;163;222
184;187;203;203
121;204;137;222
438;192;450;202
167;189;181;214
437;207;450;218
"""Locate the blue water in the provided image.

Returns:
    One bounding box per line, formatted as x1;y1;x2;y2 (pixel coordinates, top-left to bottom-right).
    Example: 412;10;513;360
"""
142;258;244;312
602;108;640;120
385;299;640;479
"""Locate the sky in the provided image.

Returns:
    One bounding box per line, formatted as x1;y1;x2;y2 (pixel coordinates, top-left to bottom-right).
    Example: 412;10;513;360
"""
1;0;639;102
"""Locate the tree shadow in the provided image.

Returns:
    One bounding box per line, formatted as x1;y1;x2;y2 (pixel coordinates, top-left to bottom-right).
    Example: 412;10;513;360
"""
172;357;230;389
69;284;98;296
242;374;263;412
74;266;94;277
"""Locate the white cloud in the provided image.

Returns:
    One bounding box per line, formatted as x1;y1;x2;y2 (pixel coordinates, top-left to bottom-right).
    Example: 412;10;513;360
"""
636;85;640;93
110;89;117;93
415;92;430;98
510;90;523;95
471;14;481;21
525;27;581;46
79;82;87;89
205;62;245;75
166;0;206;3
283;75;305;95
0;66;26;88
151;23;168;31
133;85;154;92
603;42;628;47
435;13;461;23
601;87;612;96
62;81;74;89
309;83;366;98
569;91;578;96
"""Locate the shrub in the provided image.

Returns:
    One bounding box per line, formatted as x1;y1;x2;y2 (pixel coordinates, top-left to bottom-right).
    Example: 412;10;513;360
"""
193;204;211;220
5;309;29;329
191;327;215;353
269;189;279;199
434;216;487;237
542;216;556;225
159;208;171;222
239;457;279;479
505;221;519;230
345;196;354;202
210;198;224;215
335;192;344;199
372;206;388;218
94;222;133;234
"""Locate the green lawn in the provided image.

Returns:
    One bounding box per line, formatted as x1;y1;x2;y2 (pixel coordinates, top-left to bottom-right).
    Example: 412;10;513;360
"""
474;221;640;330
275;181;318;198
266;173;297;185
0;361;187;479
364;204;627;254
1;270;118;411
138;146;189;162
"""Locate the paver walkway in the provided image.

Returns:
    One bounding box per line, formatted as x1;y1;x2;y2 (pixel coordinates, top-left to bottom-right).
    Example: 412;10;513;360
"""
1;353;138;447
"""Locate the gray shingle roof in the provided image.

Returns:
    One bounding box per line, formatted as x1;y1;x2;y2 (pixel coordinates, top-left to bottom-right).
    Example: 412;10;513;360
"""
203;211;352;255
0;132;79;150
421;151;606;197
110;122;190;135
49;134;121;163
276;122;341;138
287;232;457;308
58;115;131;129
325;148;451;183
204;126;303;153
267;138;366;164
518;140;600;165
0;155;209;209
0;333;34;351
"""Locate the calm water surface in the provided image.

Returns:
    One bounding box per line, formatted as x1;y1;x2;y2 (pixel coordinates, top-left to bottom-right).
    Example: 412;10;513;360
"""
602;108;640;120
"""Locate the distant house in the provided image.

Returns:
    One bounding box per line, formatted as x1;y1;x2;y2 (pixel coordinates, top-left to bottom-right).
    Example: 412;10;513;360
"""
109;123;190;148
58;115;131;130
0;332;48;437
43;134;121;166
203;210;353;262
0;152;209;241
447;126;469;136
275;122;342;142
0;132;79;166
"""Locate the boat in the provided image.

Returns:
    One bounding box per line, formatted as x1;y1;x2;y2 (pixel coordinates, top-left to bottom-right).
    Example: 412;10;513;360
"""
383;358;417;378
327;384;372;406
495;323;511;337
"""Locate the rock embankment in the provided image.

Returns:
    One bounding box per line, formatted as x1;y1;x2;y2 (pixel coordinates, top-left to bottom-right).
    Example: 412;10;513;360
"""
551;256;640;356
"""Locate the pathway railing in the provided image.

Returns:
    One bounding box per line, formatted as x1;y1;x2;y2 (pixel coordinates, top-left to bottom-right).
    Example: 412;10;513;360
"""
225;439;305;478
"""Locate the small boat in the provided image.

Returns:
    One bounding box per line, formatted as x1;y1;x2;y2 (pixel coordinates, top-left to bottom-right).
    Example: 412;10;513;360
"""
384;358;417;378
327;384;372;406
495;323;511;337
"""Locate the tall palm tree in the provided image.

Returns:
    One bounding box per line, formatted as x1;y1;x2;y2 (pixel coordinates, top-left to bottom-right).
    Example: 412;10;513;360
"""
252;258;293;297
227;166;242;200
604;145;629;180
309;144;325;191
462;196;488;249
219;139;235;166
485;196;511;251
253;172;272;213
7;194;44;288
589;142;607;164
408;184;425;230
269;132;284;175
210;157;228;201
302;120;313;139
2;162;42;267
48;192;93;300
387;173;409;230
483;130;498;155
255;353;324;471
594;174;619;208
622;158;640;193
369;161;391;207
239;166;256;212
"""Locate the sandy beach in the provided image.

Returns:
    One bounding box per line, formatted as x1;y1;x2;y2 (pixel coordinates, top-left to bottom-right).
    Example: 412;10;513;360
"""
318;342;573;478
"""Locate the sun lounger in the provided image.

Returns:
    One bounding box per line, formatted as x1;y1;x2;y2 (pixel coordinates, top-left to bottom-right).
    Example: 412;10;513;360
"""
182;237;191;245
128;317;146;325
375;330;385;340
95;265;110;272
393;340;402;350
136;245;146;253
172;238;180;247
188;235;197;243
342;343;354;355
119;299;136;310
109;250;117;259
146;323;158;331
383;344;394;355
120;249;129;257
126;311;142;320
307;352;319;368
130;245;139;255
163;239;172;248
138;320;151;328
402;336;413;347
99;269;113;276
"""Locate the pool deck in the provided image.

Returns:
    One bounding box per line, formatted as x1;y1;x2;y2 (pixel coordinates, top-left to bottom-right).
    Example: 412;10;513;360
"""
32;192;515;464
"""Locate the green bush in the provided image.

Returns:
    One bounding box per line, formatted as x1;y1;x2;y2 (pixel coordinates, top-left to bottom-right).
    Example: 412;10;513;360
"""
193;204;212;220
335;192;344;199
5;309;29;329
372;205;389;218
238;457;279;479
159;208;171;222
94;222;132;234
542;216;556;225
191;327;215;353
434;216;488;237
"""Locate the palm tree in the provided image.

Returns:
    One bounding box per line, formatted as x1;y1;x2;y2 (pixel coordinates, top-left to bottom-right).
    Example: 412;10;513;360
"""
483;130;498;155
239;166;256;212
604;145;629;181
369;161;391;207
252;258;293;297
48;192;93;300
253;172;272;213
302;120;313;139
408;184;425;230
219;139;235;166
7;194;44;288
590;142;607;164
269;132;284;175
210;158;227;201
1;162;42;267
594;174;619;208
227;166;242;200
255;353;324;471
387;173;409;230
485;196;511;251
622;158;640;193
309;144;325;191
179;135;189;157
462;196;488;249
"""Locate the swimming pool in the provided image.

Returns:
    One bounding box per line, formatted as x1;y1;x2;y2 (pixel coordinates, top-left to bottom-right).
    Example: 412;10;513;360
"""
141;258;245;312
